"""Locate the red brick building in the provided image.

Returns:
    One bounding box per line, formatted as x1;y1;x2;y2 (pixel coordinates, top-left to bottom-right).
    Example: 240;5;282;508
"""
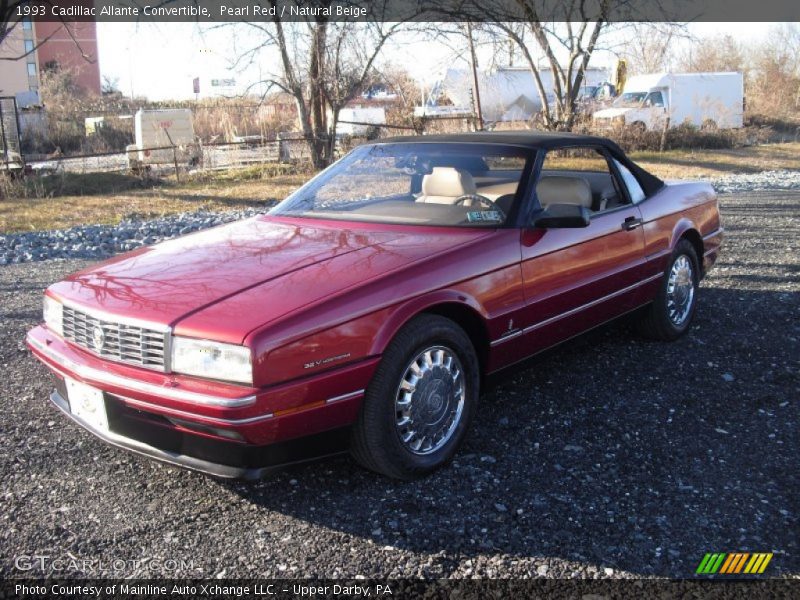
0;13;101;106
35;19;101;95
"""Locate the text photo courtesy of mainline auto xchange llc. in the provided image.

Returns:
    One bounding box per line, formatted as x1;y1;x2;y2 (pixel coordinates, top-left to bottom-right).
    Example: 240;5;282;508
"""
0;0;798;597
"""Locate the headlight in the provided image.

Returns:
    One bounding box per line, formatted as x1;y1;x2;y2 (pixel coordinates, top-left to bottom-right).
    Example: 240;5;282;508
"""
171;337;252;385
43;295;63;336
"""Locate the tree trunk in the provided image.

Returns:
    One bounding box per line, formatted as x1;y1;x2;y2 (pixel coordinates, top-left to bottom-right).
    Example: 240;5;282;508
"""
328;105;341;162
308;19;329;168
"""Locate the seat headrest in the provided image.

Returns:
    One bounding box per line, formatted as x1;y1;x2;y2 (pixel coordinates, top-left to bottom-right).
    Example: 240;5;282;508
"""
422;167;477;198
536;176;592;208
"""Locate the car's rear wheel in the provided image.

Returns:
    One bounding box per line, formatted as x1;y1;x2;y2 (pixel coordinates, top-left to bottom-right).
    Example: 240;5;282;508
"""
351;314;479;480
637;239;700;340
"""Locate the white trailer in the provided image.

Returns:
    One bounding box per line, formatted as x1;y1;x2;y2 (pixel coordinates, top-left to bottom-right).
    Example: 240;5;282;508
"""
126;109;201;170
593;72;744;131
432;66;610;123
335;106;386;136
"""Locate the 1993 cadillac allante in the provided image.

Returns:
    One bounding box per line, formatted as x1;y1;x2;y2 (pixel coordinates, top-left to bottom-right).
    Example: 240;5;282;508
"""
27;132;722;480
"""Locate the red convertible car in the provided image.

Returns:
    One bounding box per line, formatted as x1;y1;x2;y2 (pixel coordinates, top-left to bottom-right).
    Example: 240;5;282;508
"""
27;132;722;480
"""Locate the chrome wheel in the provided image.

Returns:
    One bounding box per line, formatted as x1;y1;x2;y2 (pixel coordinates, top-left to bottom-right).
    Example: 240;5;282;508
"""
666;255;695;326
395;345;465;455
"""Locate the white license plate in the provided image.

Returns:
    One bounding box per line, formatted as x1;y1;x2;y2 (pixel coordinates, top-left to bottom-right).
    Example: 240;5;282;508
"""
65;377;108;431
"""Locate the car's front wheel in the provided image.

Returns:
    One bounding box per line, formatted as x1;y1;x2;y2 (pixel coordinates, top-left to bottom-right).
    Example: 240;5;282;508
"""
637;239;700;340
351;314;479;480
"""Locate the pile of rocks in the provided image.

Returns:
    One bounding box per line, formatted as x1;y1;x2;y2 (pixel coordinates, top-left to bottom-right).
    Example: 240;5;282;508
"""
708;169;800;194
0;209;263;265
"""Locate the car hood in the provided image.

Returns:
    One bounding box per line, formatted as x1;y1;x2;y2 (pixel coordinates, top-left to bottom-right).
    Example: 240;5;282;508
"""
593;107;632;118
49;216;491;342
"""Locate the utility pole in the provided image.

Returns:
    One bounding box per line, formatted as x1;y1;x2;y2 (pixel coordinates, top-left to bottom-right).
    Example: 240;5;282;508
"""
466;21;483;131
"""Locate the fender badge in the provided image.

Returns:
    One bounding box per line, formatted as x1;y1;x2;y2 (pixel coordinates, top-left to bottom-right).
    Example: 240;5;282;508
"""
304;352;351;370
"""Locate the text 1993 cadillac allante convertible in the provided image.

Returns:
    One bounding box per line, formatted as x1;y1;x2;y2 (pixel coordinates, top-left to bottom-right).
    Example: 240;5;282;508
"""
27;132;722;480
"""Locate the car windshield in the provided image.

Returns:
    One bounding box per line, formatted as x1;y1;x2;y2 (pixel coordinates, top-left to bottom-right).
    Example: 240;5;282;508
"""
269;143;532;227
613;92;647;107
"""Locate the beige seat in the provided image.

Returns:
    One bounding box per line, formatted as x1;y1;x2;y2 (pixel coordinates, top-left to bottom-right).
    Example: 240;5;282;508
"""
475;180;520;201
417;167;477;204
536;175;593;210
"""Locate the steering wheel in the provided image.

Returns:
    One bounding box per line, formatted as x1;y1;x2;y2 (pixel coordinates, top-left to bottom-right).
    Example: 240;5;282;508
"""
454;194;506;218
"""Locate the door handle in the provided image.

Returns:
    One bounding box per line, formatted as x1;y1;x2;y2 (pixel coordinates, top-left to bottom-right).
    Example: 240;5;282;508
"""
622;216;643;231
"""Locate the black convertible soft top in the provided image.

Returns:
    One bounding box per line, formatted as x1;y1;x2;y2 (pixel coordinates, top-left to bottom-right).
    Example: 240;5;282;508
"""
378;131;665;197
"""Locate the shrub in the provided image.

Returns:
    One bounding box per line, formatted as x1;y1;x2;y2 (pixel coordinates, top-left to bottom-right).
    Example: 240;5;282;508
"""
578;121;773;152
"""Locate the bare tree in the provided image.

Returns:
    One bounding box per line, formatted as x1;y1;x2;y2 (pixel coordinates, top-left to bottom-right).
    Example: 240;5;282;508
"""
747;24;800;119
438;1;685;130
480;1;613;130
101;74;121;96
319;21;405;160
621;23;688;75
677;34;745;73
227;1;407;168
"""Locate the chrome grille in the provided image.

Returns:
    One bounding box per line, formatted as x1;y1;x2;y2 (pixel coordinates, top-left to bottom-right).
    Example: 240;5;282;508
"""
62;305;168;371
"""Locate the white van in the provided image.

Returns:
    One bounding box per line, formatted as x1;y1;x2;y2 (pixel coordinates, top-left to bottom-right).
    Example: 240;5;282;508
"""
593;72;744;131
126;109;201;170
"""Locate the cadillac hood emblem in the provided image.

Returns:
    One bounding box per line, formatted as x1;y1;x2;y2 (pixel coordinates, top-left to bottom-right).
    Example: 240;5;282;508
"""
92;326;106;351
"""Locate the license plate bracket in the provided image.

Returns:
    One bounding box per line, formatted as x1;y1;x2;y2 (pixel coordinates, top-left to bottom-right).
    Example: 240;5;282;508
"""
65;377;109;432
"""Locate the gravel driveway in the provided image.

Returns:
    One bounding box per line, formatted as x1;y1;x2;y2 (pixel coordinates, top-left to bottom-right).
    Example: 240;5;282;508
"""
1;191;797;579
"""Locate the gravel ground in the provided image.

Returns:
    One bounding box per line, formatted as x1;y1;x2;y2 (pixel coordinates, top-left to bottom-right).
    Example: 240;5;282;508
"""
0;209;266;265
708;169;800;194
0;191;798;580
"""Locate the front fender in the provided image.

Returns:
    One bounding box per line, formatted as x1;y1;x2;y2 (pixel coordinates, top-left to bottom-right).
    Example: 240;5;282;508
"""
369;290;488;356
258;290;489;387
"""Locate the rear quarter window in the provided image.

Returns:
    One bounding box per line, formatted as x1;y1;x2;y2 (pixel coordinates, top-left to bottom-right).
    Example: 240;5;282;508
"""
614;160;647;203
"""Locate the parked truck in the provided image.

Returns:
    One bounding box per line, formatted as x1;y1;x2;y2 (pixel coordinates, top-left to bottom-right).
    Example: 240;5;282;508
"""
126;109;201;171
593;72;744;131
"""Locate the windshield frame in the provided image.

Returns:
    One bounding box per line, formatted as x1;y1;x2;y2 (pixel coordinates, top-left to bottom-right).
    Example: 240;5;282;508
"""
268;141;537;229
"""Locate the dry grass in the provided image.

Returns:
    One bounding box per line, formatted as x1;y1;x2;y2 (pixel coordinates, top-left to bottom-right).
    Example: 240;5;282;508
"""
1;143;798;233
545;143;800;179
0;168;307;233
629;143;800;179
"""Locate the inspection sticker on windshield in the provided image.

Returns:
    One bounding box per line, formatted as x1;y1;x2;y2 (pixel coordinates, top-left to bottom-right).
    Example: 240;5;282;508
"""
467;211;502;223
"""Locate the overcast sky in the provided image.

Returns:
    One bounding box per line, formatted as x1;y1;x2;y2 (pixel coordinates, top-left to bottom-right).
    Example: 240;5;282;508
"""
97;22;780;101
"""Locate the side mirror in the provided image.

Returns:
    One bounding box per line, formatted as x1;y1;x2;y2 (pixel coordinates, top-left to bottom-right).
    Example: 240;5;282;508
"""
533;204;591;228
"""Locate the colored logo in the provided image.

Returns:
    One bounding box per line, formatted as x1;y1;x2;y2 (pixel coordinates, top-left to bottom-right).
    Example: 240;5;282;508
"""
696;552;773;575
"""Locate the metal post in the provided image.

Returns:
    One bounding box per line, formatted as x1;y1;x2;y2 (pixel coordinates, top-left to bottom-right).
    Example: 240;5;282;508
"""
163;127;180;182
173;147;180;181
659;117;671;152
0;100;7;165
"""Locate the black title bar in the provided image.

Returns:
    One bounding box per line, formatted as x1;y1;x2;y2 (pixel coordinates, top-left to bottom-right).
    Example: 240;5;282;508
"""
9;0;800;23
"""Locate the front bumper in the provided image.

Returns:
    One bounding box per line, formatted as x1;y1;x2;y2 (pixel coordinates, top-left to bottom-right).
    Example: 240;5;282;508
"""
47;386;348;479
592;118;623;130
27;325;378;478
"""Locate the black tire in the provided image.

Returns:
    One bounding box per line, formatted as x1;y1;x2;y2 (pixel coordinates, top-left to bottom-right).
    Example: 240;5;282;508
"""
637;239;700;341
350;314;480;480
